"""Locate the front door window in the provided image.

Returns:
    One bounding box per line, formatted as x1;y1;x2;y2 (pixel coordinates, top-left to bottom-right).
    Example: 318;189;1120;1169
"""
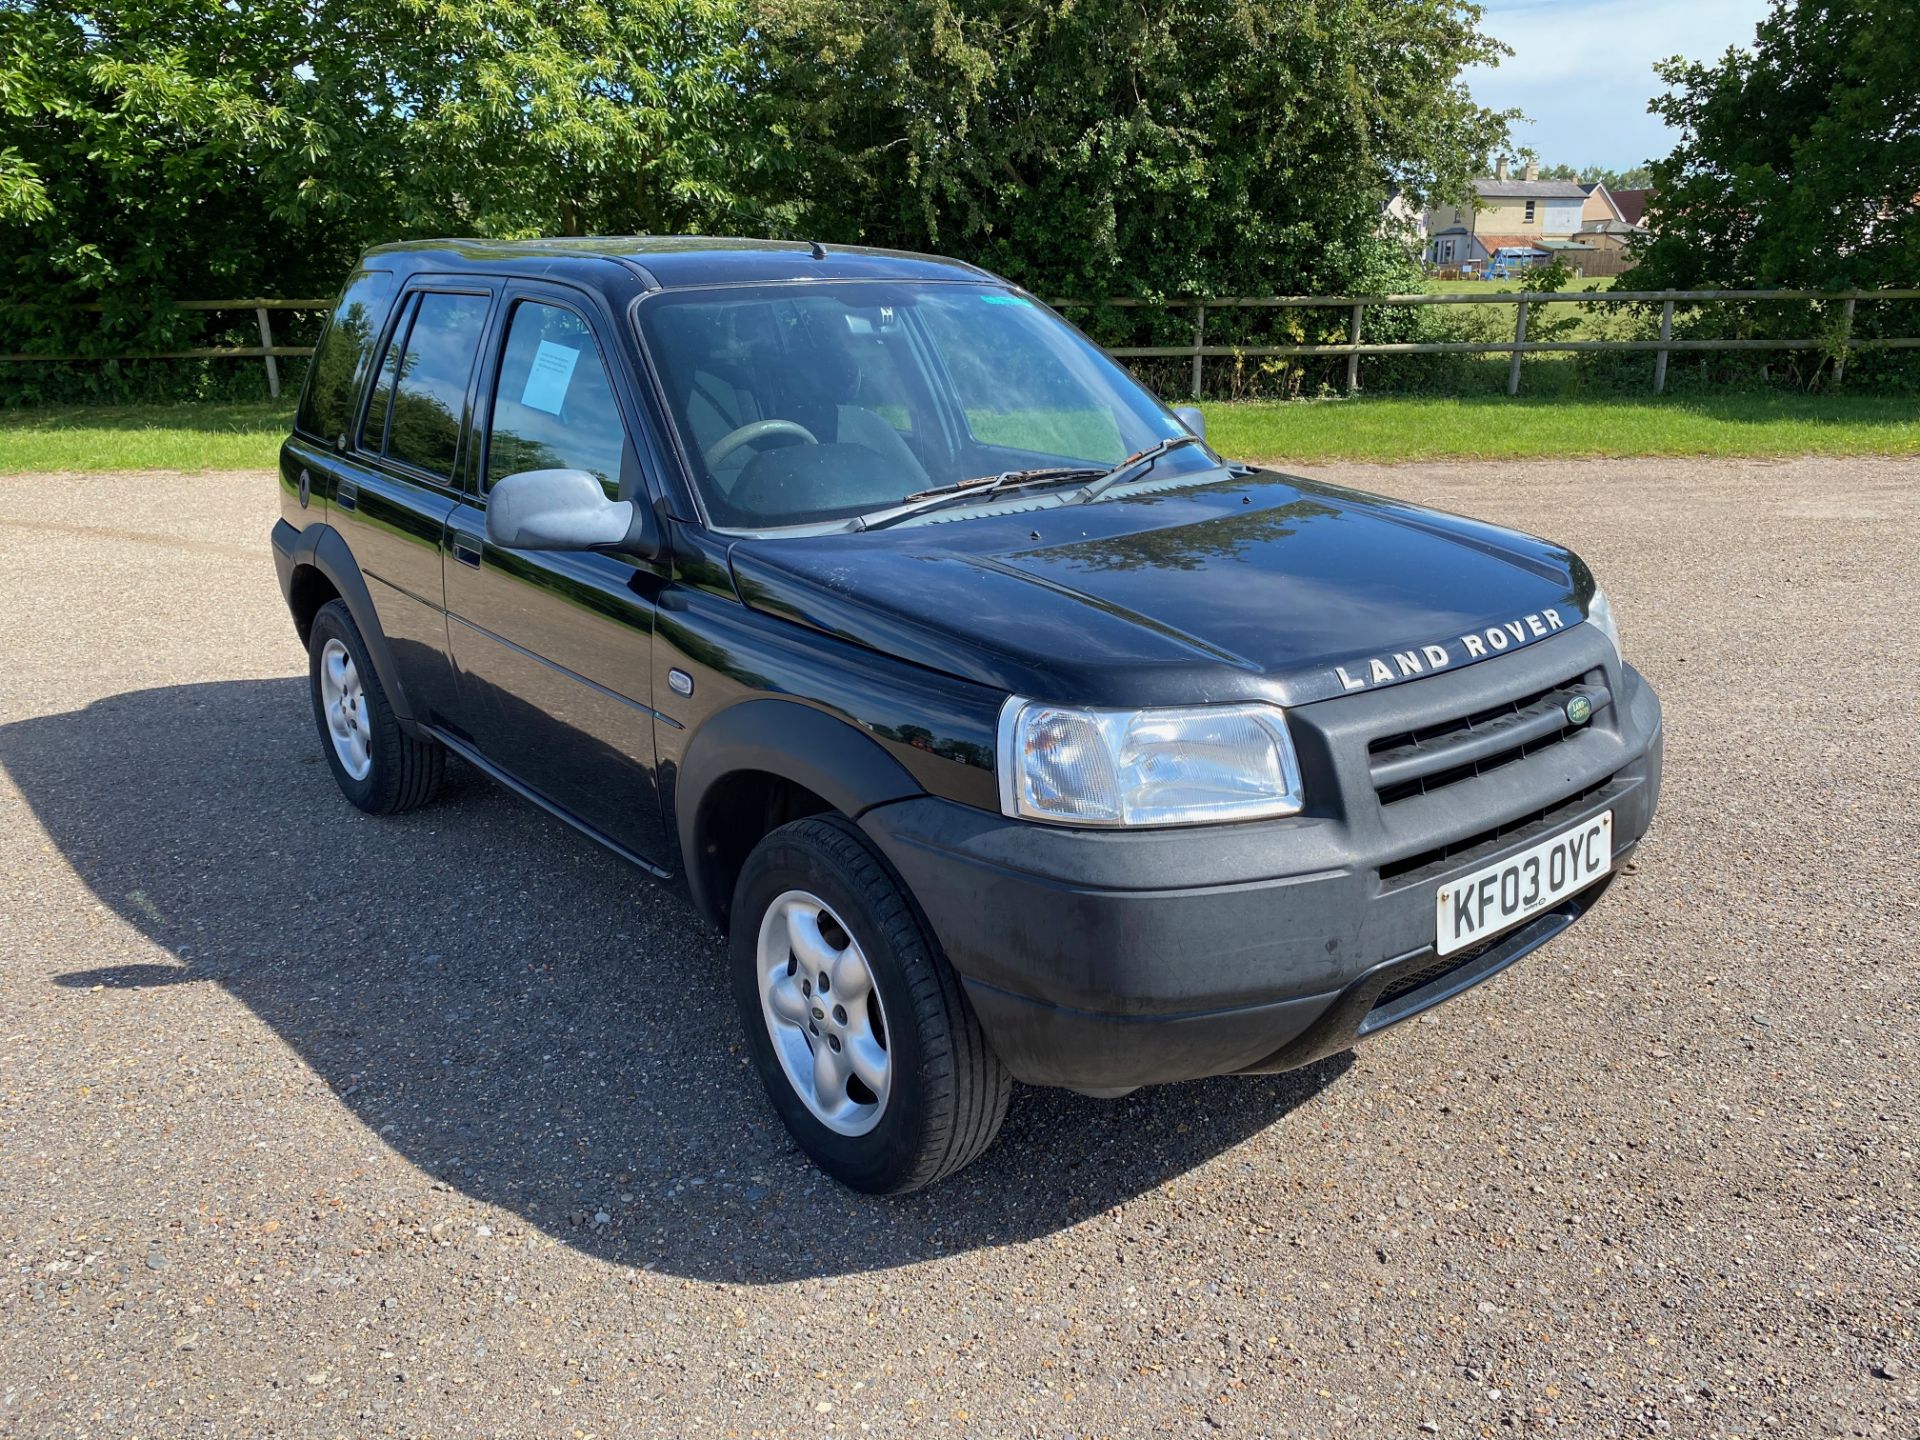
486;302;628;497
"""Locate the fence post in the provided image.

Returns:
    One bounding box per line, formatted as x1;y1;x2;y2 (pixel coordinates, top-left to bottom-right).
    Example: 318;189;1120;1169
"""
1653;299;1674;394
1190;301;1206;399
1507;300;1529;396
1346;302;1364;393
1832;295;1856;387
255;307;281;399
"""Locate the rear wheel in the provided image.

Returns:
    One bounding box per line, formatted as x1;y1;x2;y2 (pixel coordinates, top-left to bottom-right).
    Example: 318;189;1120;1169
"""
307;599;444;815
730;815;1011;1193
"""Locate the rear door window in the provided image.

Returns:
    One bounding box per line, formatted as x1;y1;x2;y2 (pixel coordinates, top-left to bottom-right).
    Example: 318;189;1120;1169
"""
360;295;412;456
382;292;491;479
486;301;628;498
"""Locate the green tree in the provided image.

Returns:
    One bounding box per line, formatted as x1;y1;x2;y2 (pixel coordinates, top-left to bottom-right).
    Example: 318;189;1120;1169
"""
1533;162;1654;191
749;0;1513;301
0;0;770;394
1;0;1517;401
1633;0;1920;289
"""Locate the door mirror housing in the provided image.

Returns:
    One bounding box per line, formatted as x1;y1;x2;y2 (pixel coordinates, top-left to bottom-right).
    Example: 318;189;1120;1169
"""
485;469;658;556
1173;405;1206;439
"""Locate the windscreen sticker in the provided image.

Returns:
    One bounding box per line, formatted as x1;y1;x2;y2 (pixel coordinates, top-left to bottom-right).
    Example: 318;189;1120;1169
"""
521;340;580;415
981;294;1031;307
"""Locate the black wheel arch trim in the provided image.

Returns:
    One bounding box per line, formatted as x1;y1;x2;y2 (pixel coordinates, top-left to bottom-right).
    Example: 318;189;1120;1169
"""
673;698;928;925
274;519;420;726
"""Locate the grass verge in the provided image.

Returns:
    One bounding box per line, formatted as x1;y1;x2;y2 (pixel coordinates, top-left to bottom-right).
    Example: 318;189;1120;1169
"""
1200;393;1920;465
2;392;1917;475
0;400;295;474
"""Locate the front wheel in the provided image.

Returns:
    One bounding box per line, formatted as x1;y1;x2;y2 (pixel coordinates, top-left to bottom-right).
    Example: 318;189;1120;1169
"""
307;599;445;815
730;816;1011;1193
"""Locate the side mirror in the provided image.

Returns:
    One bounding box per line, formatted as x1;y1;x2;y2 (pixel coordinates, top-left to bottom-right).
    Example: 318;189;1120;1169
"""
1173;405;1206;439
485;469;657;556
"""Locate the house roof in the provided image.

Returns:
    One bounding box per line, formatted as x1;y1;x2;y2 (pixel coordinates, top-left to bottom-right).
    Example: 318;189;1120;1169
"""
1475;234;1552;254
1611;188;1653;226
1474;179;1590;200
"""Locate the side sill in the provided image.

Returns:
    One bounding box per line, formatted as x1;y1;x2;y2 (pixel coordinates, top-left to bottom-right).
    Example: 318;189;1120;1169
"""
420;723;678;882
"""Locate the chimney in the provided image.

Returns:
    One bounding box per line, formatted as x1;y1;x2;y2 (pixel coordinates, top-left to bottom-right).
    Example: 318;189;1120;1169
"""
1495;155;1510;181
1523;158;1539;182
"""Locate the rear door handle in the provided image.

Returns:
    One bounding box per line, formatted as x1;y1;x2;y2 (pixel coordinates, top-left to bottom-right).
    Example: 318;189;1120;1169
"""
336;480;359;512
452;534;482;568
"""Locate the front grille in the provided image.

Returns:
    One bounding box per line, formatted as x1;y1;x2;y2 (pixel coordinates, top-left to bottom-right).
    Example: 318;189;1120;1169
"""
1378;777;1622;887
1370;668;1607;806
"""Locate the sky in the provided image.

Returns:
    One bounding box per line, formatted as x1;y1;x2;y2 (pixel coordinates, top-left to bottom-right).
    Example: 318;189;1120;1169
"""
1463;0;1773;172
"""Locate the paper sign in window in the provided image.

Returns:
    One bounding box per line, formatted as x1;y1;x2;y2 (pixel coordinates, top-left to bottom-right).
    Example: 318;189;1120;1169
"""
521;341;580;415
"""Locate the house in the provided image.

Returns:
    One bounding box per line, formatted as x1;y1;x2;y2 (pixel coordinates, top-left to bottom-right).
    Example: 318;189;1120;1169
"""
1580;182;1624;227
1424;157;1591;271
1574;181;1651;273
1381;185;1427;246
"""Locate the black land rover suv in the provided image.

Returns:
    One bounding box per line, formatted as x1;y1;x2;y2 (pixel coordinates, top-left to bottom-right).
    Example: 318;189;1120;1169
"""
273;238;1662;1193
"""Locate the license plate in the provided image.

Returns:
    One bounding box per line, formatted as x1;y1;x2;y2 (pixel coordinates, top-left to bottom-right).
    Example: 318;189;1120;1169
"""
1435;811;1612;956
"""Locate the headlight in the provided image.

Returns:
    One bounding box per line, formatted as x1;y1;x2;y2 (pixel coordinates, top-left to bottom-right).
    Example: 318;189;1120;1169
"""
997;698;1305;827
1586;586;1622;660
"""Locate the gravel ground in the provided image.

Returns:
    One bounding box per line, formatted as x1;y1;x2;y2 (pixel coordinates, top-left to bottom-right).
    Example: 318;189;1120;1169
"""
1;457;1915;1439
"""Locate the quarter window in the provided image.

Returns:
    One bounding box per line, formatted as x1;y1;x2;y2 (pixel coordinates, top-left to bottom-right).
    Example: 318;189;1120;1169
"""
298;269;397;447
487;302;627;497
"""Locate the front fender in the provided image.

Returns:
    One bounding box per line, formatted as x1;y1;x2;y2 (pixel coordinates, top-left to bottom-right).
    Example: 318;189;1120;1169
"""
673;698;926;924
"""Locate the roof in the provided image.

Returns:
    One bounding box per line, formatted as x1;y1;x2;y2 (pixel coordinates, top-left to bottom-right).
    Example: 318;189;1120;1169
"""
1610;189;1653;226
1473;179;1590;200
1476;235;1552;254
361;236;994;291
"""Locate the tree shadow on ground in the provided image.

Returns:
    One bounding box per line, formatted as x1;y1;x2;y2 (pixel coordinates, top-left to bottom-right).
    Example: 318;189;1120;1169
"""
2;679;1347;1282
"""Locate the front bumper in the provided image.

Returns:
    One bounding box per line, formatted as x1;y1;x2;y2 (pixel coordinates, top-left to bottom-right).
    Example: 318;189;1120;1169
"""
860;626;1662;1090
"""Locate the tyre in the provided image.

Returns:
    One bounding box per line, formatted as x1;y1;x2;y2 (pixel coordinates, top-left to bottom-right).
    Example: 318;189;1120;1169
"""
730;815;1012;1193
307;599;445;815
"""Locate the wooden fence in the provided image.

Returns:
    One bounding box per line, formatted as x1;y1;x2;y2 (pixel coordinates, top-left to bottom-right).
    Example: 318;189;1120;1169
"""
0;298;331;397
5;288;1918;400
1050;288;1920;396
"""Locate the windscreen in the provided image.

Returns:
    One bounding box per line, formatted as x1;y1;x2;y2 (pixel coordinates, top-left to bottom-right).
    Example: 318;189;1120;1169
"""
635;282;1205;529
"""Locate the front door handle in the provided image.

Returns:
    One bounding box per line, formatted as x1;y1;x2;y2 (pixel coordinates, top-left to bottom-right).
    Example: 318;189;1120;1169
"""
336;479;359;512
451;534;482;568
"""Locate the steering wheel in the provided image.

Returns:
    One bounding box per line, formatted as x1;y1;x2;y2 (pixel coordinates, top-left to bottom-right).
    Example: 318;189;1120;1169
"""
705;419;818;471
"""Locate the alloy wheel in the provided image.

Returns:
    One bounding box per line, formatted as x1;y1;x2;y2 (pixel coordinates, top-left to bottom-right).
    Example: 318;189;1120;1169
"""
318;637;373;781
755;889;892;1135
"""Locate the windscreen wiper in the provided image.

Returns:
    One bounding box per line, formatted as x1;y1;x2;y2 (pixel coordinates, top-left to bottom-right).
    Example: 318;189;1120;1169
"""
852;465;1106;532
1069;433;1208;505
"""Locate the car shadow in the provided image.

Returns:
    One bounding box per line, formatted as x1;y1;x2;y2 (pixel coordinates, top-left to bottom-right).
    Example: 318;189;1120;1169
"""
2;679;1348;1282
